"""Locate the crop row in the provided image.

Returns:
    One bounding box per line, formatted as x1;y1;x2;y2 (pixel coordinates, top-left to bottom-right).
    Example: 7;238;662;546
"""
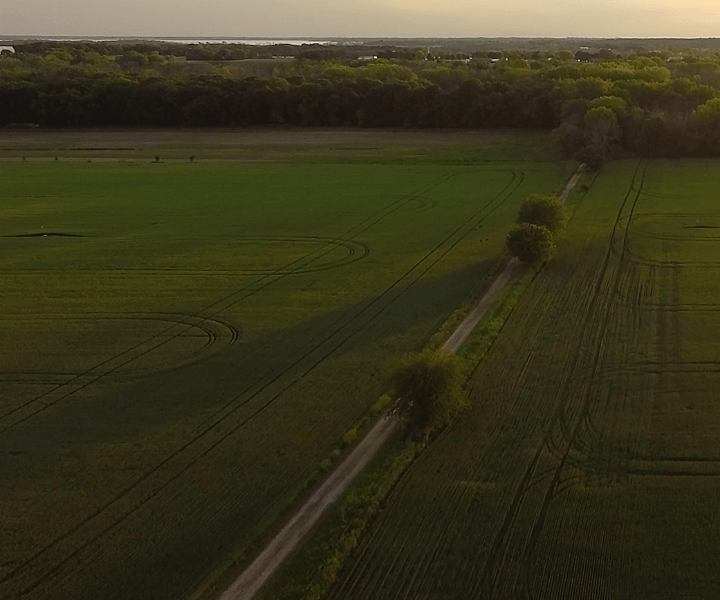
329;159;720;599
0;160;565;600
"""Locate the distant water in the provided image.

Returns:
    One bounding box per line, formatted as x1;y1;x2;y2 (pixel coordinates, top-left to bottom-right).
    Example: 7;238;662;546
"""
157;39;335;46
0;38;333;46
0;39;335;53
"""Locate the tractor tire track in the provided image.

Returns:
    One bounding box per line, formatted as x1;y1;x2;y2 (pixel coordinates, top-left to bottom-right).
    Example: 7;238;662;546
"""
1;169;522;598
471;160;645;598
514;162;648;596
0;174;454;434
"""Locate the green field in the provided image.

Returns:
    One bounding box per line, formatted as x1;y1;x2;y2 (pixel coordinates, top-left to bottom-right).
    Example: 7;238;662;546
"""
0;142;567;600
328;159;720;600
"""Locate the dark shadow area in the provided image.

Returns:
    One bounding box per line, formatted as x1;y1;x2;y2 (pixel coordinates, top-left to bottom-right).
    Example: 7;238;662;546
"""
0;255;502;600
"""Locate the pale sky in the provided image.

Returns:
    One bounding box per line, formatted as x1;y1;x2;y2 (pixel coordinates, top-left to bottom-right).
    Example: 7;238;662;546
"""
2;0;720;39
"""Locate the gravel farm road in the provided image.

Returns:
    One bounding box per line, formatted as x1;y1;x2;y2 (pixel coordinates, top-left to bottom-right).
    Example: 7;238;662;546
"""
218;163;586;600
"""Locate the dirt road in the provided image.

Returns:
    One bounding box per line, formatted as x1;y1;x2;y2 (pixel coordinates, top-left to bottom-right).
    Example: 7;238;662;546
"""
218;163;585;600
441;257;523;353
442;164;585;352
217;417;398;600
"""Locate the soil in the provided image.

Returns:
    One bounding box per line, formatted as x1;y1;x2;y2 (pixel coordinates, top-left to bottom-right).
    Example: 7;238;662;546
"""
0;127;510;149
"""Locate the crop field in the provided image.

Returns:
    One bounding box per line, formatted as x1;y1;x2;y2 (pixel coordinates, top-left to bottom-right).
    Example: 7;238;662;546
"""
328;159;720;600
0;143;566;600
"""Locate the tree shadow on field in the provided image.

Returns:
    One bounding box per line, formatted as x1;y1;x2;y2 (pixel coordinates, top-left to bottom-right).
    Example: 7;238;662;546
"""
0;256;505;600
3;257;501;449
130;257;501;430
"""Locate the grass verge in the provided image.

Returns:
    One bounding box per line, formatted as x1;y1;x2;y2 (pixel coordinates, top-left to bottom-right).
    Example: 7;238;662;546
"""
260;431;420;600
255;165;585;600
457;267;536;365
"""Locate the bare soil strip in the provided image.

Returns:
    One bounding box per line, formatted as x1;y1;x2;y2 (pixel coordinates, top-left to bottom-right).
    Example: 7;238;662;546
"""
0;127;508;149
217;163;585;600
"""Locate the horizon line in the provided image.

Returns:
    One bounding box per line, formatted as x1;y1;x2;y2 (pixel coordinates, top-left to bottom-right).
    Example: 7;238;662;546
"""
3;34;720;41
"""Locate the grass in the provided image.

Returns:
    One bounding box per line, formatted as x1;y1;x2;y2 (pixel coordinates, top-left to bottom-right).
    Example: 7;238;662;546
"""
456;266;536;363
0;129;554;164
325;158;720;600
0;142;567;600
260;430;421;600
256;177;584;600
256;265;540;600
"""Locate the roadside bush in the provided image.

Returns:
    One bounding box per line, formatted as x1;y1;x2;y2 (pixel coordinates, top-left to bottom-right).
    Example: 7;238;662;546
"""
575;144;607;170
341;428;358;447
370;394;393;417
516;194;567;237
553;122;585;156
394;349;466;432
506;223;555;265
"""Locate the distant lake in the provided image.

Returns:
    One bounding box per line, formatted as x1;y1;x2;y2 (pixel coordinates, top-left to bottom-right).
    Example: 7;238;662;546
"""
1;38;333;46
156;39;335;46
0;39;335;52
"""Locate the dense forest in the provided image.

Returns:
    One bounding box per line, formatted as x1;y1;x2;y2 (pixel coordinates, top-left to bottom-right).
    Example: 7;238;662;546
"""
5;40;720;161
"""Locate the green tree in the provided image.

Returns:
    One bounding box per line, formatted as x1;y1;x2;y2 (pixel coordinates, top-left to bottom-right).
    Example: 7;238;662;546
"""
553;122;585;156
506;223;555;265
394;349;466;432
509;59;530;69
516;195;567;237
584;106;619;153
695;98;720;122
589;95;627;115
575;145;607;170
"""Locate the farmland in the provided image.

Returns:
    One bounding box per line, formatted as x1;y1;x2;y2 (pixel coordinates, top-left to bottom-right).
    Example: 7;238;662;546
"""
0;135;567;600
328;159;720;600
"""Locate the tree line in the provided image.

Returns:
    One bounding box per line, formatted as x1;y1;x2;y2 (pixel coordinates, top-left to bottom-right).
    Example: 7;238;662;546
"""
0;71;560;129
5;42;720;159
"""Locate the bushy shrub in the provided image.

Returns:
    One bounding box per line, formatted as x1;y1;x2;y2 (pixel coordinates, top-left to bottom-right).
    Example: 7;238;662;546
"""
394;349;466;432
516;195;567;236
575;144;607;170
341;428;358;447
370;393;393;417
506;223;556;265
553;122;585;155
